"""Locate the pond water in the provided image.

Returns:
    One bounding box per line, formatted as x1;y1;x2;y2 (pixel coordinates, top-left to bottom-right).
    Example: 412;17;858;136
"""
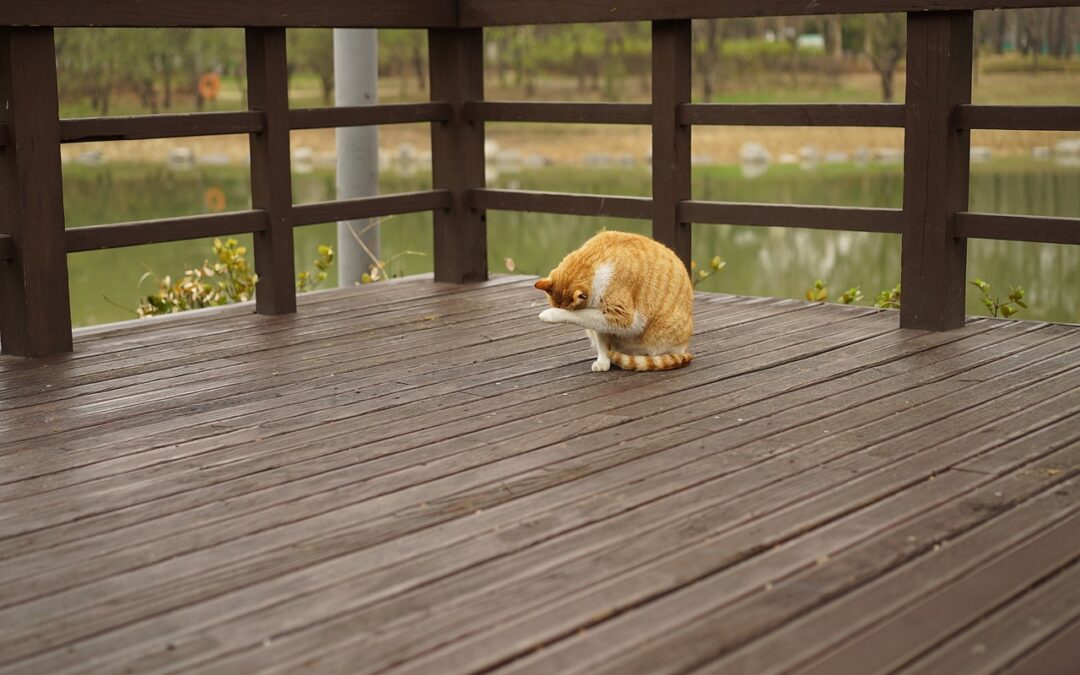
62;159;1079;327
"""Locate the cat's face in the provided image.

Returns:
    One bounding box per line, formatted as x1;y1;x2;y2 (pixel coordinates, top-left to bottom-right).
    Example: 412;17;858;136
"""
535;273;589;310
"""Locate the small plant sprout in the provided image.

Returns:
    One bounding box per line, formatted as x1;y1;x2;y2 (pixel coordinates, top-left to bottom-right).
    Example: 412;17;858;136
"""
806;280;829;302
691;256;726;288
839;286;863;305
971;278;1028;318
874;283;902;309
296;244;334;293
803;280;861;305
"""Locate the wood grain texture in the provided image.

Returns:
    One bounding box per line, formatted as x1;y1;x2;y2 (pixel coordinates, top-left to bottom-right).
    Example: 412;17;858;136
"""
651;20;692;269
469;189;653;220
0;234;13;261
900;11;974;331
680;201;903;233
289;102;451;130
799;513;1080;675
0;0;456;28
955;104;1080;131
0;28;72;356
292;190;452;226
59;112;263;143
680;103;905;127
429;28;488;283
955;212;1080;245
246;28;296;315
465;101;652;125
65;211;269;253
457;0;1080;26
3;280;1075;673
1002;619;1080;675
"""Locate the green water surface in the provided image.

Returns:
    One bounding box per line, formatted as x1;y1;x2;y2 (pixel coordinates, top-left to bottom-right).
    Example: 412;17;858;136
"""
62;159;1080;326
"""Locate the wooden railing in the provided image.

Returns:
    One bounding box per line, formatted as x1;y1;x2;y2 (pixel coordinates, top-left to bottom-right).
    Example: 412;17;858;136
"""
1;0;1078;356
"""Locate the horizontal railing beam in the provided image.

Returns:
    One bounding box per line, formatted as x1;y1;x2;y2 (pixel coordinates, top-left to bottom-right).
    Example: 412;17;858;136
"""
0;1;456;28
292;190;452;226
680;103;905;127
465;102;652;125
955;212;1080;245
955;105;1080;131
289;102;452;129
680;201;904;234
0;234;13;261
470;188;653;220
459;0;1080;26
66;211;269;252
59;112;264;143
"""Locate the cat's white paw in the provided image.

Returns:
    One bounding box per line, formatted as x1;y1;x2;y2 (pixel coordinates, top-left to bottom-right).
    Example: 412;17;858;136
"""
539;308;562;323
591;358;611;372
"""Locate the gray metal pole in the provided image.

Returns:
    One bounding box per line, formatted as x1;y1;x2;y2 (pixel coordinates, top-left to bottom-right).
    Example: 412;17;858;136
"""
334;28;379;286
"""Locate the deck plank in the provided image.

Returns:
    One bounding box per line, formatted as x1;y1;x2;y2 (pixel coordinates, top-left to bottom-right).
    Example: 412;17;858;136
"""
1001;619;1080;675
78;334;1071;669
896;561;1080;675
1;277;1078;675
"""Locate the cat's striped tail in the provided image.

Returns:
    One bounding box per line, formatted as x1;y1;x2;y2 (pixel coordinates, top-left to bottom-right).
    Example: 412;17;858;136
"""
607;349;693;371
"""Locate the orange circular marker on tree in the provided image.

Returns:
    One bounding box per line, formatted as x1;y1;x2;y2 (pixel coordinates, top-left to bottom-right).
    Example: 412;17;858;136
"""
198;72;221;101
204;186;227;212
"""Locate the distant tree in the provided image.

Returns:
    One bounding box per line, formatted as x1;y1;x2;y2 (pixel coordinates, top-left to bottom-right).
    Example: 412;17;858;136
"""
622;23;651;95
289;29;334;104
56;28;124;115
1016;8;1052;68
694;19;723;101
864;13;905;102
378;30;428;96
825;16;844;60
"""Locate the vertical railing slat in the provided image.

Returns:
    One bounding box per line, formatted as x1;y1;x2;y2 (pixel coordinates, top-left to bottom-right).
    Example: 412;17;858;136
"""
651;20;693;269
901;11;973;330
0;28;72;356
429;27;487;283
246;27;297;314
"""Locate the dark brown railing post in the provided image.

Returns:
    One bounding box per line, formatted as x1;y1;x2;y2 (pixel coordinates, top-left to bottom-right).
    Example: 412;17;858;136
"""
246;27;297;314
651;19;693;270
0;28;73;356
900;11;973;330
429;27;487;283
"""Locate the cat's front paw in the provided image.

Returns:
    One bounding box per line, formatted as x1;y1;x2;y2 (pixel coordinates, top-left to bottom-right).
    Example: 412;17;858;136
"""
591;358;611;372
539;308;563;323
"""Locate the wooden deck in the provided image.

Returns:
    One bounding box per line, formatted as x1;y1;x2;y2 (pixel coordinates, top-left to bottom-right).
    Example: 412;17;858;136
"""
1;276;1078;674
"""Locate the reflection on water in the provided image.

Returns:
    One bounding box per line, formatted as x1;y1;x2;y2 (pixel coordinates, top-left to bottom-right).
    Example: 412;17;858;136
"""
62;160;1078;327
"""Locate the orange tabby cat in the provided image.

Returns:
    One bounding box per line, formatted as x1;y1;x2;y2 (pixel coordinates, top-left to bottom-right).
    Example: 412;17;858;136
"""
535;231;693;371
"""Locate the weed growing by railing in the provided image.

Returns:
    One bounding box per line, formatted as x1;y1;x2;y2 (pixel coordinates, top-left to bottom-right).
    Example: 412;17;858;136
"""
343;218;425;284
136;238;334;317
691;256;726;288
874;283;902;310
806;280;863;305
971;278;1027;318
296;245;335;293
805;279;1030;318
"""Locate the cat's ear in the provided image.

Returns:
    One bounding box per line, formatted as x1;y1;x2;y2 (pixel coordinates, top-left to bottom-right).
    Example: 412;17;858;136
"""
534;277;553;293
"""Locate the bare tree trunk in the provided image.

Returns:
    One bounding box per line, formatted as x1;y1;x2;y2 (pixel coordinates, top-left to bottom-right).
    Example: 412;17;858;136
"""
993;10;1007;54
880;68;894;102
163;62;173;109
412;43;426;92
827;15;843;60
693;19;723;100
